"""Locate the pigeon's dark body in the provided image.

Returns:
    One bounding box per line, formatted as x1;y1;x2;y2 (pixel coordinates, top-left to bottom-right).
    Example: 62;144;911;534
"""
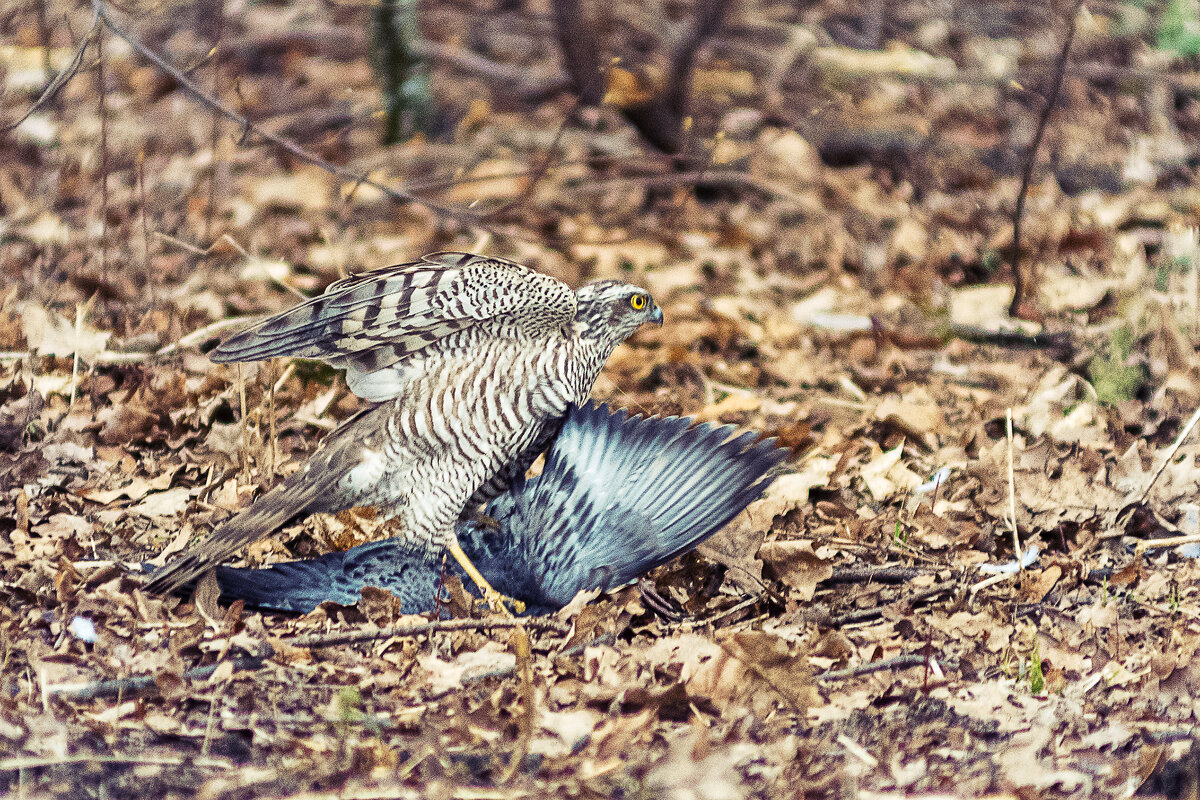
204;402;785;615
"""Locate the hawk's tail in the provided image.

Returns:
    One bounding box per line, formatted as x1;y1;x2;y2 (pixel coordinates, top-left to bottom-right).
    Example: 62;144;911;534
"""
143;468;340;596
466;402;787;609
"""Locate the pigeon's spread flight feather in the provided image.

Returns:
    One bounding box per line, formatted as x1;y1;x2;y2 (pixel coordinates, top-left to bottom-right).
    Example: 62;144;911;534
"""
204;402;785;615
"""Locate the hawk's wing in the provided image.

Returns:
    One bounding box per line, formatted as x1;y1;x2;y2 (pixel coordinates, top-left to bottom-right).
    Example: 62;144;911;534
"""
210;252;576;398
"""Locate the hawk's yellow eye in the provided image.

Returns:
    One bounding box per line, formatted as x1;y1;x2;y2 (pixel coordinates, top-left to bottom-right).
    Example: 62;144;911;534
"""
630;294;647;310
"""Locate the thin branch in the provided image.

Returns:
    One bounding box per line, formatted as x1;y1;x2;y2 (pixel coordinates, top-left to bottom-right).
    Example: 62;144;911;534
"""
1135;402;1200;504
825;566;923;584
203;0;227;241
484;95;583;219
817;653;958;682
0;753;234;771
499;625;536;784
552;0;605;105
96;26;109;282
3;9;100;134
1009;0;1083;317
89;0;498;233
53;655;266;700
1006;407;1022;566
285;616;570;649
826;579;959;627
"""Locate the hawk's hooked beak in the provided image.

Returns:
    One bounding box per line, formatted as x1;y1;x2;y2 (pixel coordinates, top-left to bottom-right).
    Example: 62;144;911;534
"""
651;307;664;326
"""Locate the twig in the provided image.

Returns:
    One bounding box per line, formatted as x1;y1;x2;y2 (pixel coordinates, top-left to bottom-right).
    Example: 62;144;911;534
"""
827;579;958;627
203;0;226;241
1138;533;1200;550
1009;0;1083;317
0;349;151;364
154;315;255;357
1135;403;1200;504
816;653;957;682
702;595;761;626
3;8;100;134
237;363;249;481
138;151;153;312
68;300;92;412
89;0;494;233
267;359;278;479
500;625;535;784
96;25;109;283
969;571;1016;595
825;566;923;584
286;616;569;649
36;0;56;90
485;95;583;219
52;655;265;700
0;753;233;771
1006;408;1022;568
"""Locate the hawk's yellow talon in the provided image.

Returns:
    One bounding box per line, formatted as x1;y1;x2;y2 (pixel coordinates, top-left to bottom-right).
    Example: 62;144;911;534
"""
448;539;526;615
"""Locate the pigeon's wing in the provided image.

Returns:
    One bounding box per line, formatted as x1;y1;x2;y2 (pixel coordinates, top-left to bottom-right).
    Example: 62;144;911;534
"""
210;252;576;400
468;401;787;609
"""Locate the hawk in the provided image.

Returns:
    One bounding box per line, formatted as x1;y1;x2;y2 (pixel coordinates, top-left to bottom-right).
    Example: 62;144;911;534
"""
146;252;663;611
161;402;786;615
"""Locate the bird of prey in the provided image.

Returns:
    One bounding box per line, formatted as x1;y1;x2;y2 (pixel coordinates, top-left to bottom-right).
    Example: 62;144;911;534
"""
187;402;786;615
146;252;663;611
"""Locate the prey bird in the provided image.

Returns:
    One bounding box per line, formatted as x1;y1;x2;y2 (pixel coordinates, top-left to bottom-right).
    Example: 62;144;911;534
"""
175;402;786;615
145;252;663;611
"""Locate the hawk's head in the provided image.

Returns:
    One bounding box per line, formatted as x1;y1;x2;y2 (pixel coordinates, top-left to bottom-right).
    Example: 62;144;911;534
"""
574;281;663;344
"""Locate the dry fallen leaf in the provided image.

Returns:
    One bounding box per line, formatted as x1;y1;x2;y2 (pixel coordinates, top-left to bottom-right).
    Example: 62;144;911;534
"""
758;539;833;600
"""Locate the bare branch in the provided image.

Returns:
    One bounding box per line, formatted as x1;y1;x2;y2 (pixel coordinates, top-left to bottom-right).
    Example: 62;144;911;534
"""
89;0;500;233
287;616;569;649
553;0;605;105
3;8;101;134
550;0;733;153
1009;0;1083;318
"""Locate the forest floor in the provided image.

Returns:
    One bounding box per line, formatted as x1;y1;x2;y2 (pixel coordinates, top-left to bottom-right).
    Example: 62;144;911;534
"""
5;0;1200;797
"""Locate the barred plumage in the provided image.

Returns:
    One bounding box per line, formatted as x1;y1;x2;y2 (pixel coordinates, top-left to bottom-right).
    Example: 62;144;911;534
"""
146;252;663;611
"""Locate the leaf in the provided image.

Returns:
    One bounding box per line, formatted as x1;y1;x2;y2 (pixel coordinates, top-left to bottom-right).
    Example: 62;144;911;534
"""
758;540;832;600
130;487;193;518
861;442;922;501
21;304;110;359
745;457;837;527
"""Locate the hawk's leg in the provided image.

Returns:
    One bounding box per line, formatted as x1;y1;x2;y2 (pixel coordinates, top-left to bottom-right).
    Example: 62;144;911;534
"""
447;537;526;616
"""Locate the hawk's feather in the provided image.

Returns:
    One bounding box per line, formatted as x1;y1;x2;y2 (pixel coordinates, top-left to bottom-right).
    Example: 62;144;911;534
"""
211;252;577;391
